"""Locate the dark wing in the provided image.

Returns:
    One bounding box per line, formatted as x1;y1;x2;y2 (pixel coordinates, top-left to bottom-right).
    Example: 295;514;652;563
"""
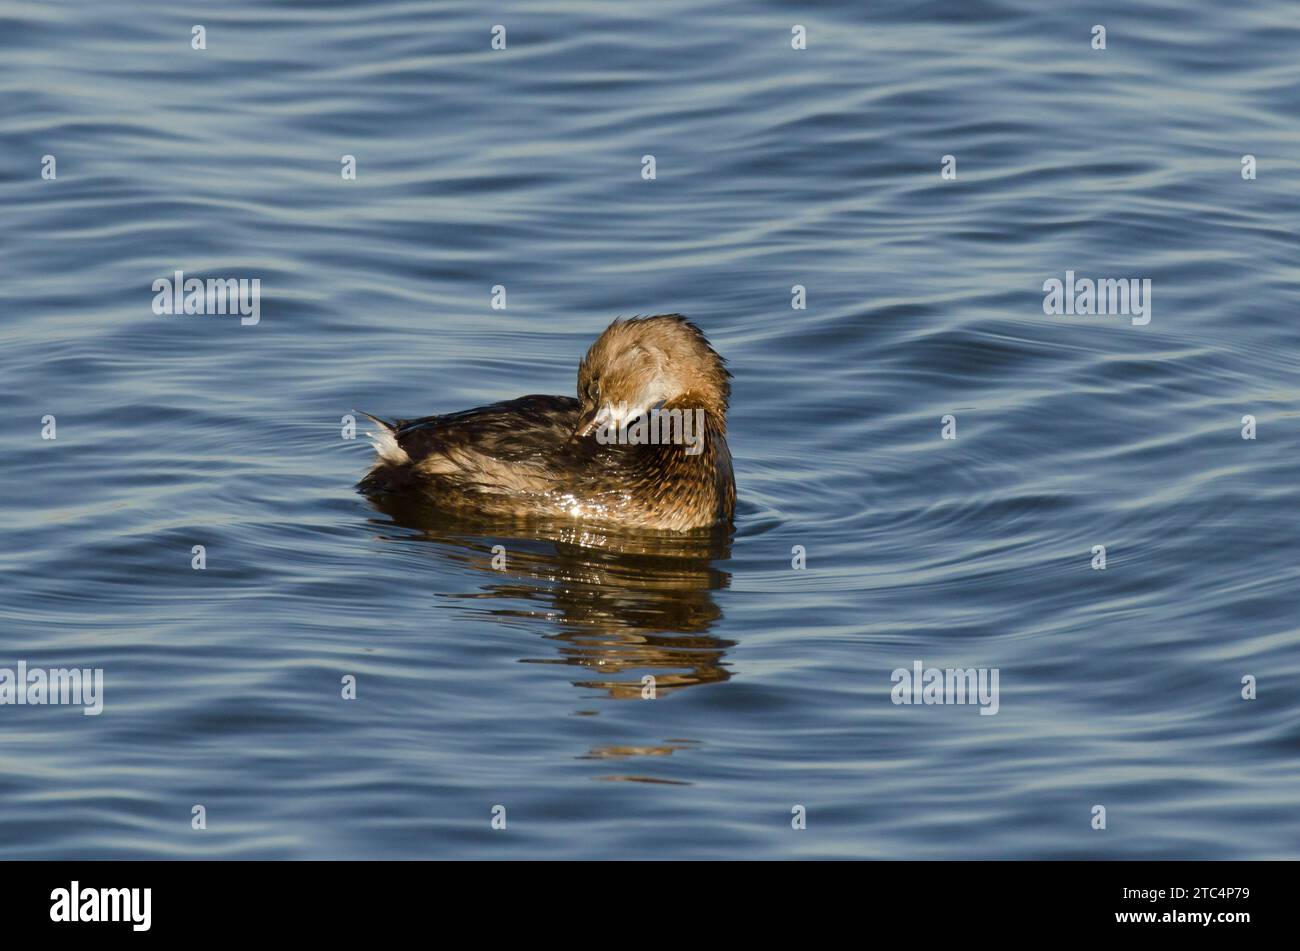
391;395;581;466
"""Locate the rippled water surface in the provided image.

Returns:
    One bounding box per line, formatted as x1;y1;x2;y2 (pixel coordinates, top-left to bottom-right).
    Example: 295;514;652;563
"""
2;0;1299;859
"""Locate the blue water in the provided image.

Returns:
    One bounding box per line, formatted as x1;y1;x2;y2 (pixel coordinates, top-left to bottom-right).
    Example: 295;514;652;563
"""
2;0;1298;859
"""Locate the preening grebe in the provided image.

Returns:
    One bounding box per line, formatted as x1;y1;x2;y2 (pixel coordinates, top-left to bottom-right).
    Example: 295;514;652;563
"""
357;314;734;532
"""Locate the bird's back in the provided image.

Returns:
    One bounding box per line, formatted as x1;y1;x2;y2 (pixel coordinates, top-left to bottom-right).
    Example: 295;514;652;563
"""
358;393;734;531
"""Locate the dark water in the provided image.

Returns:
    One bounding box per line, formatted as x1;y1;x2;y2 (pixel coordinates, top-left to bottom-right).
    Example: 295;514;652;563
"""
2;0;1298;859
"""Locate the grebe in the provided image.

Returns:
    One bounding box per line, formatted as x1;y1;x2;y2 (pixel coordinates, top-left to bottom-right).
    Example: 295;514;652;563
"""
358;314;734;531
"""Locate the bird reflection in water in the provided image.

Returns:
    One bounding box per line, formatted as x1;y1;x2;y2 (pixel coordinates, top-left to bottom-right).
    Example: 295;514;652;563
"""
365;495;736;703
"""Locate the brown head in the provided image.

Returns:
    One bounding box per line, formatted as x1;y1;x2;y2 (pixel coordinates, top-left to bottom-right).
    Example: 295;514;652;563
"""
575;314;731;437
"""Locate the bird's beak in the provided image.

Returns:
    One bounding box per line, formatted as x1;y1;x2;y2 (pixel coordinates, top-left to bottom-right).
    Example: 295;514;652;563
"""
574;404;609;439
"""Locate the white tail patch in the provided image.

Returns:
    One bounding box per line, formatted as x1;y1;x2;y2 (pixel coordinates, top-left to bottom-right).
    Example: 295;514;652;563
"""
367;427;410;465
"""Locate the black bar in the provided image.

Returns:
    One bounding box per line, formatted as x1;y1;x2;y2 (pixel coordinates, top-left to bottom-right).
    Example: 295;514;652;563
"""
0;860;1278;937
